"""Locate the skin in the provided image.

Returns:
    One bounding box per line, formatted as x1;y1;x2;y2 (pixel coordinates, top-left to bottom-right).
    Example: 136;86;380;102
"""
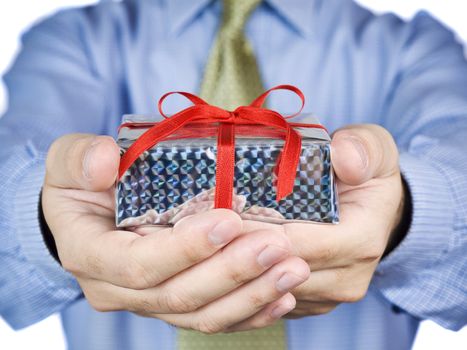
42;124;403;334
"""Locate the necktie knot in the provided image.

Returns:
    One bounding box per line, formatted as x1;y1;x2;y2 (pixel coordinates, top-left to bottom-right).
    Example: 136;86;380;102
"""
222;0;262;34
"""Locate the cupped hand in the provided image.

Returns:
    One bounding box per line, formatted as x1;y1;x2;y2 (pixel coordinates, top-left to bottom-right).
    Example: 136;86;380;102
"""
235;124;404;323
42;134;310;333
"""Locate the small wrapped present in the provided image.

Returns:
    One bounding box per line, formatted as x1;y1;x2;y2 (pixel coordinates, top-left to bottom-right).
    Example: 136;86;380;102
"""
116;85;339;227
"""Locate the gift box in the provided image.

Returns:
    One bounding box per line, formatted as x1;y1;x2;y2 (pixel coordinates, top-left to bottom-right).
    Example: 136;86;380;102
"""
116;85;339;227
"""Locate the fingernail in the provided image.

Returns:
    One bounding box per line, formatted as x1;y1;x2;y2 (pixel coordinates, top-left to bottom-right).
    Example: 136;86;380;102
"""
345;136;368;169
276;273;307;293
257;245;289;268
271;300;295;319
208;220;239;246
83;139;100;180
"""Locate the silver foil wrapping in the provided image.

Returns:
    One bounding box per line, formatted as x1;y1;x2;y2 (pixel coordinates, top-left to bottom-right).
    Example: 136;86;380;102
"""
116;114;339;227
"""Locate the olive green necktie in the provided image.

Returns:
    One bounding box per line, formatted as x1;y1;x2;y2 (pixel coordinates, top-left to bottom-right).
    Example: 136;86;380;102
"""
177;0;286;349
199;0;265;109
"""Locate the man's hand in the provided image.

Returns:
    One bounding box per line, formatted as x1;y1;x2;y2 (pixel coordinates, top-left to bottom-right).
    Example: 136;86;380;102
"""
229;124;404;326
42;134;310;333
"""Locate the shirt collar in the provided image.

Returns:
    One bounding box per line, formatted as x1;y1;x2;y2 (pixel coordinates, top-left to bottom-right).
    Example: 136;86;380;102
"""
267;0;316;37
167;0;317;37
168;0;213;35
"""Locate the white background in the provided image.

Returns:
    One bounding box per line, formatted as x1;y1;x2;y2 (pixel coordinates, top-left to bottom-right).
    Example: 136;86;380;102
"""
0;1;466;349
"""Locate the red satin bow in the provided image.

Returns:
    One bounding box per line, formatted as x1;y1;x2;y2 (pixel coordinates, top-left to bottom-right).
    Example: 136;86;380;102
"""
118;84;326;209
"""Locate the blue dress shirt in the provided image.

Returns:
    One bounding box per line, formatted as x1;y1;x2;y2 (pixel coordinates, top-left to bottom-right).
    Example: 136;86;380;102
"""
1;0;466;349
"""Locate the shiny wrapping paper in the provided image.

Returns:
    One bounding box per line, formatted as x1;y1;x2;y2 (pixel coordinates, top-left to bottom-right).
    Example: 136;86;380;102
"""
116;114;339;227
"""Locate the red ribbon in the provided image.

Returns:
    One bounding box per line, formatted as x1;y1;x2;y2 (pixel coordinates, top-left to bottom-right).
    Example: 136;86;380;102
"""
118;84;327;209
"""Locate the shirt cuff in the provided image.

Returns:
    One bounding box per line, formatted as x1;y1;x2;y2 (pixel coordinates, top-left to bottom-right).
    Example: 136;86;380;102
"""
14;156;80;292
373;152;455;284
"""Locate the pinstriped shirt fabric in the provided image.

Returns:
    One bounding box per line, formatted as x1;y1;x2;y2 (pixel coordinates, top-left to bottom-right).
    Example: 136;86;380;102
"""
0;0;466;349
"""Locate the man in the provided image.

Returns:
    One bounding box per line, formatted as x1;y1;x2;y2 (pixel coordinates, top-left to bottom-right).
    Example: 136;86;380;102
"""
0;0;466;349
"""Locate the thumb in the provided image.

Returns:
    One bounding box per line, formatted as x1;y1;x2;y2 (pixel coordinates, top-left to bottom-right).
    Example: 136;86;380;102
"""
45;134;120;191
331;124;399;186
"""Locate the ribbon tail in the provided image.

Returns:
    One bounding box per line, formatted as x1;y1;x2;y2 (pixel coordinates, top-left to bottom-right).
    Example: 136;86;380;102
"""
275;129;302;201
215;123;236;209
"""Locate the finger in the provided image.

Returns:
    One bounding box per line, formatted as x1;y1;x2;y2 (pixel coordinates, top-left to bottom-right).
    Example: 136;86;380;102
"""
284;300;337;318
157;256;310;333
241;220;351;270
242;218;379;271
79;228;292;314
67;209;243;289
284;222;353;270
331;124;399;185
45;134;120;191
292;265;373;304
153;229;292;311
282;200;389;270
225;293;296;332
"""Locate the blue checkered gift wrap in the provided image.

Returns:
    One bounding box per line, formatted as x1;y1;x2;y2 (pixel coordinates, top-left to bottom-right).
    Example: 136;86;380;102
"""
116;114;339;227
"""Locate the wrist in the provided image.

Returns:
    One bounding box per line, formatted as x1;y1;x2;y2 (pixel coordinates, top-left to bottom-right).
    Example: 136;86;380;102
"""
383;175;412;258
39;190;61;264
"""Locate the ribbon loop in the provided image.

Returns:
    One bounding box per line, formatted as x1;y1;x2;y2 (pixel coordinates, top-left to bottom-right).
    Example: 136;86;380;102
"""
249;84;305;119
158;91;209;118
119;85;326;210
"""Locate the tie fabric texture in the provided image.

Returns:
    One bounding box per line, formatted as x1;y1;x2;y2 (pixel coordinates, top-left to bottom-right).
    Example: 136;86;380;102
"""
177;0;287;349
199;0;265;110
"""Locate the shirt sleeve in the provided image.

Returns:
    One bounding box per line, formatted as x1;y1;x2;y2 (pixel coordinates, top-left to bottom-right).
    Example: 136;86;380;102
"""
371;12;467;330
0;9;109;329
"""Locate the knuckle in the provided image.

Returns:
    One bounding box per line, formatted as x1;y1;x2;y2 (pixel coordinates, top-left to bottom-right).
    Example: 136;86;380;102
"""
224;255;253;285
227;268;251;285
123;241;162;289
162;290;200;313
220;244;255;286
196;316;225;335
248;292;266;309
121;259;152;289
128;297;155;313
180;236;206;265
